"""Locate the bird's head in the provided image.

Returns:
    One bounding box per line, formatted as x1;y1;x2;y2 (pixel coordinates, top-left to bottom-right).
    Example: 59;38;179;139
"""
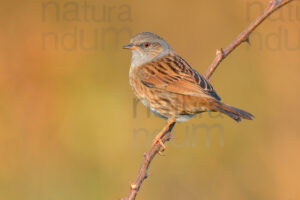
123;32;172;67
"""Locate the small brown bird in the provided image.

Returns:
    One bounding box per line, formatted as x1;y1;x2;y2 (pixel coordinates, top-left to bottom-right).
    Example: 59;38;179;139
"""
123;32;253;148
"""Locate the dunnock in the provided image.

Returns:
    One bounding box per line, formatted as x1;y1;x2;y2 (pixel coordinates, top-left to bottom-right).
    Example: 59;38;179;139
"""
123;32;253;148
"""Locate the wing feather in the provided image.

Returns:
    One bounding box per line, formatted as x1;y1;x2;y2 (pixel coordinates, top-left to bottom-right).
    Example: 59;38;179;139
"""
137;53;221;100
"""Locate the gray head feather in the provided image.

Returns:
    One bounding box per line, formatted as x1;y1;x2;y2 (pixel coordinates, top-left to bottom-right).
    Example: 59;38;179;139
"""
128;32;173;67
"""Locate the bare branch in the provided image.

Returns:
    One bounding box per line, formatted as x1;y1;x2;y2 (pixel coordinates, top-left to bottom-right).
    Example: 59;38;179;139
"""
121;0;294;199
204;0;294;79
121;123;175;200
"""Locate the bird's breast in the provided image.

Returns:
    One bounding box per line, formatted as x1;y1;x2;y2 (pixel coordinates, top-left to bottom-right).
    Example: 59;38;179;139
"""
129;66;148;101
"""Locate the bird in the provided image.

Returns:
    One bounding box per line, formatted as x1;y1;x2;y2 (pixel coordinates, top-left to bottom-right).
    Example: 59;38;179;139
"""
123;32;253;149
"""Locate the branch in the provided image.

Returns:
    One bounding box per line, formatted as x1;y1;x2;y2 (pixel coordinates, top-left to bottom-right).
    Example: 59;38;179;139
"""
204;0;294;79
121;123;175;200
121;0;294;199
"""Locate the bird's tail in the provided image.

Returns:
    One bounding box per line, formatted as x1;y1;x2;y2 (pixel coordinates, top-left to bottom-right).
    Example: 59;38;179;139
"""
209;100;254;122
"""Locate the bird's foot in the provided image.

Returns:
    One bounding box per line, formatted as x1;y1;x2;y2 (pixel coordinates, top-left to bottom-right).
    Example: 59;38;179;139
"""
152;137;166;153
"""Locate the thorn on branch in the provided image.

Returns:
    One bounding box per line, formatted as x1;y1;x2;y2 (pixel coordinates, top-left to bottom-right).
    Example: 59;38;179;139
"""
145;172;149;179
244;35;250;45
130;184;138;190
216;49;224;59
269;0;279;8
143;152;150;161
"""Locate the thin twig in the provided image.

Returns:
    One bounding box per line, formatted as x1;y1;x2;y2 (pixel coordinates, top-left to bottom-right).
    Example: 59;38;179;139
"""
121;123;175;200
121;0;294;199
204;0;294;79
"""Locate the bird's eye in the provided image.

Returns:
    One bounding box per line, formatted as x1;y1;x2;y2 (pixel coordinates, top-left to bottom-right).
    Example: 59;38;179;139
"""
144;43;150;48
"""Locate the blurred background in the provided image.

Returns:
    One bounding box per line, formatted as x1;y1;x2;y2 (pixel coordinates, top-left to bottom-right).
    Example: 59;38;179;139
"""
0;0;300;199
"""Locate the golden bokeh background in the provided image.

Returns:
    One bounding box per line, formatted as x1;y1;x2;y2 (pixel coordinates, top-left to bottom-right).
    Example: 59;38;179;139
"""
1;0;300;199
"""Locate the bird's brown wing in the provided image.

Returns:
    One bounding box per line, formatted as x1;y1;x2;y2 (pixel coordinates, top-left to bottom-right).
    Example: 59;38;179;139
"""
137;53;221;100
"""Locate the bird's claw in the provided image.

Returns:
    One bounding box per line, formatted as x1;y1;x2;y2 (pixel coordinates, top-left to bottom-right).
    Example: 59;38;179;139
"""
152;138;166;155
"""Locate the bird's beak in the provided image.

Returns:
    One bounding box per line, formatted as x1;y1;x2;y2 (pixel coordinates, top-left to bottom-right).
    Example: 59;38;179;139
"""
122;43;136;50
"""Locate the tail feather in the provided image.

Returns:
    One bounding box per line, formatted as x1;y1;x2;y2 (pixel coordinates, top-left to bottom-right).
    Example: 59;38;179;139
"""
210;101;254;122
